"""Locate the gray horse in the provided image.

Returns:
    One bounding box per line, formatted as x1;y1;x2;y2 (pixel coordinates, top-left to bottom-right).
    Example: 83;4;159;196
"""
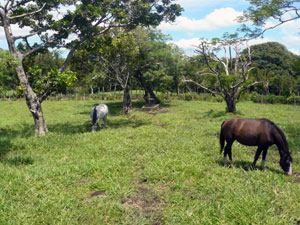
90;104;109;132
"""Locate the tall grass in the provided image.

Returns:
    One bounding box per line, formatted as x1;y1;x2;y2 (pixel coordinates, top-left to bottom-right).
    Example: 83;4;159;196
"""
0;100;299;224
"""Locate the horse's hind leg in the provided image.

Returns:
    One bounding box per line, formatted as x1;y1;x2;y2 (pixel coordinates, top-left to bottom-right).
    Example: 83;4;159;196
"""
223;140;233;166
252;147;263;169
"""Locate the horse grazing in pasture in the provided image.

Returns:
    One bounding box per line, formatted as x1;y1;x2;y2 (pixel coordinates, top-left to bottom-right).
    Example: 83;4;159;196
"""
220;118;293;175
90;104;109;132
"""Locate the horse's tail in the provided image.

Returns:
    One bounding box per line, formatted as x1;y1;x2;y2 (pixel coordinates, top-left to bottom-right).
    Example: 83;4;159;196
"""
220;121;225;154
92;106;98;125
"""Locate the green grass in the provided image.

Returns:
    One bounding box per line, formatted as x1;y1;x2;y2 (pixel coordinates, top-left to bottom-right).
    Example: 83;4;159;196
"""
0;100;300;224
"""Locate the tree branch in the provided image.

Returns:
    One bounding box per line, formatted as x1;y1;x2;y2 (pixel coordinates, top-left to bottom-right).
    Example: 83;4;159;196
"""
22;39;54;61
8;3;46;19
183;79;220;96
13;31;38;41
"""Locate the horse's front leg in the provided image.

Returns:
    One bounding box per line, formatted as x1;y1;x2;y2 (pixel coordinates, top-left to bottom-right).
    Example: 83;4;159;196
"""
252;147;263;169
103;116;107;129
261;148;269;171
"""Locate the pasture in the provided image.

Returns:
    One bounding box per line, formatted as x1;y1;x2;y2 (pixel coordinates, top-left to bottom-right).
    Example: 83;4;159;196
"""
0;100;300;224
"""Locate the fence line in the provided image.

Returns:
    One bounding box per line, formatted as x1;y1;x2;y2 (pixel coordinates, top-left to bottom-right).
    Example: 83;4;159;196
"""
1;92;300;105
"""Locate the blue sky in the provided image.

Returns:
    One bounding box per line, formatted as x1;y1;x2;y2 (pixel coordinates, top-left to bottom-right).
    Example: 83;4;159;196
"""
0;0;299;56
158;0;300;55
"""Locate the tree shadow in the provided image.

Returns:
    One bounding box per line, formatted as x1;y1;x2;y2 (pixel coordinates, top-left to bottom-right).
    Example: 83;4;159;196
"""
80;100;172;116
0;125;34;139
0;156;34;166
48;117;150;135
0;126;35;166
48;121;91;134
203;109;244;118
0;139;13;160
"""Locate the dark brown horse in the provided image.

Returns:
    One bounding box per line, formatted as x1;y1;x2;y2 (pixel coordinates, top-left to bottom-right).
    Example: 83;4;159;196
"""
220;118;293;175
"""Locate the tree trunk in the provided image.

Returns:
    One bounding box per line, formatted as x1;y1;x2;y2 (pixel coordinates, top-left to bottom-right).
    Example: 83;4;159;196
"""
225;95;237;113
17;65;48;136
90;86;94;95
2;14;48;136
134;70;160;104
123;85;132;114
144;89;149;104
264;82;270;95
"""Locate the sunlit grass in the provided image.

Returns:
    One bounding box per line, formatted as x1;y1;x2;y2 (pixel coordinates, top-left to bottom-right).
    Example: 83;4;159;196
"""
0;100;300;224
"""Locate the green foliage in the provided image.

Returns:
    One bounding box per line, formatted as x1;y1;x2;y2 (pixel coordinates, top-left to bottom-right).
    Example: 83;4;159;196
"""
27;66;77;95
0;100;300;224
247;42;299;77
249;91;261;103
0;50;18;95
239;0;300;38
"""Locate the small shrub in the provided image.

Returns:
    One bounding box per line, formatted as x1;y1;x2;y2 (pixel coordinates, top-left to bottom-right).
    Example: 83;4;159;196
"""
212;95;223;102
250;92;261;103
287;95;300;105
274;96;287;104
263;95;275;104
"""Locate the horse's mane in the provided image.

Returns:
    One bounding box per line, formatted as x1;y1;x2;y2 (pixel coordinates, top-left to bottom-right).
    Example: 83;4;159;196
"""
261;118;289;149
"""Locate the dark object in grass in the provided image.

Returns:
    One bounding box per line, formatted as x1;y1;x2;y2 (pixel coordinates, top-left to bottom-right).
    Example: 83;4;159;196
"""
90;104;108;132
220;118;293;175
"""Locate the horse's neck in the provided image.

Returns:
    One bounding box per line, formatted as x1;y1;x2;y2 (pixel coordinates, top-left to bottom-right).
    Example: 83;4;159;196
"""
274;132;289;157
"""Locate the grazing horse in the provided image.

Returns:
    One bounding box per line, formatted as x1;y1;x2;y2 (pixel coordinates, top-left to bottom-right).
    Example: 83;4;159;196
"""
220;118;293;175
90;104;108;132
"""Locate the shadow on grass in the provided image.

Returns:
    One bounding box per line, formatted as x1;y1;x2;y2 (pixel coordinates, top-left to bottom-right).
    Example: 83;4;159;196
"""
216;159;283;175
0;125;34;139
0;139;13;160
0;127;35;166
48;117;150;135
1;156;34;166
80;100;172;116
203;109;244;118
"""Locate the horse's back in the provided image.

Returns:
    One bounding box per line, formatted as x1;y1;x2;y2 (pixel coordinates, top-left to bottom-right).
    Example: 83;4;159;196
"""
221;118;274;146
90;104;109;119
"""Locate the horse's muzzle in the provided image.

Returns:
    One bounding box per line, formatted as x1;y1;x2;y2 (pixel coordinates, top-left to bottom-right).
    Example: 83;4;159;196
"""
286;164;292;175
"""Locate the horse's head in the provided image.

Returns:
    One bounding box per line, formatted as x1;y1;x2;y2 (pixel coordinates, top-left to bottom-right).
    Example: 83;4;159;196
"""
279;154;293;175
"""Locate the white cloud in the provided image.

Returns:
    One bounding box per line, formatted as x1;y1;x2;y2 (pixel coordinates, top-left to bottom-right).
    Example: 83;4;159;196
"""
169;38;201;52
158;8;243;32
0;25;34;41
289;48;300;55
169;36;276;54
175;0;248;9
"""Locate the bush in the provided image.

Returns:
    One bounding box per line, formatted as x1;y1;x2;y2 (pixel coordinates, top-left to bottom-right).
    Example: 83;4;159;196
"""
212;95;223;102
250;92;261;103
274;96;287;104
263;95;275;104
287;95;300;105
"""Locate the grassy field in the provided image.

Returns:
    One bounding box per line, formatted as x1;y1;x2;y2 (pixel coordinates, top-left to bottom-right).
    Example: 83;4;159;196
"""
0;99;300;224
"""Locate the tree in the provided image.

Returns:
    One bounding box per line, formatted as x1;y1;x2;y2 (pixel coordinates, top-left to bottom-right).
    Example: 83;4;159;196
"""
184;37;259;112
243;42;300;95
239;0;300;37
69;48;109;94
0;0;182;136
245;42;299;76
98;29;139;114
132;28;185;103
